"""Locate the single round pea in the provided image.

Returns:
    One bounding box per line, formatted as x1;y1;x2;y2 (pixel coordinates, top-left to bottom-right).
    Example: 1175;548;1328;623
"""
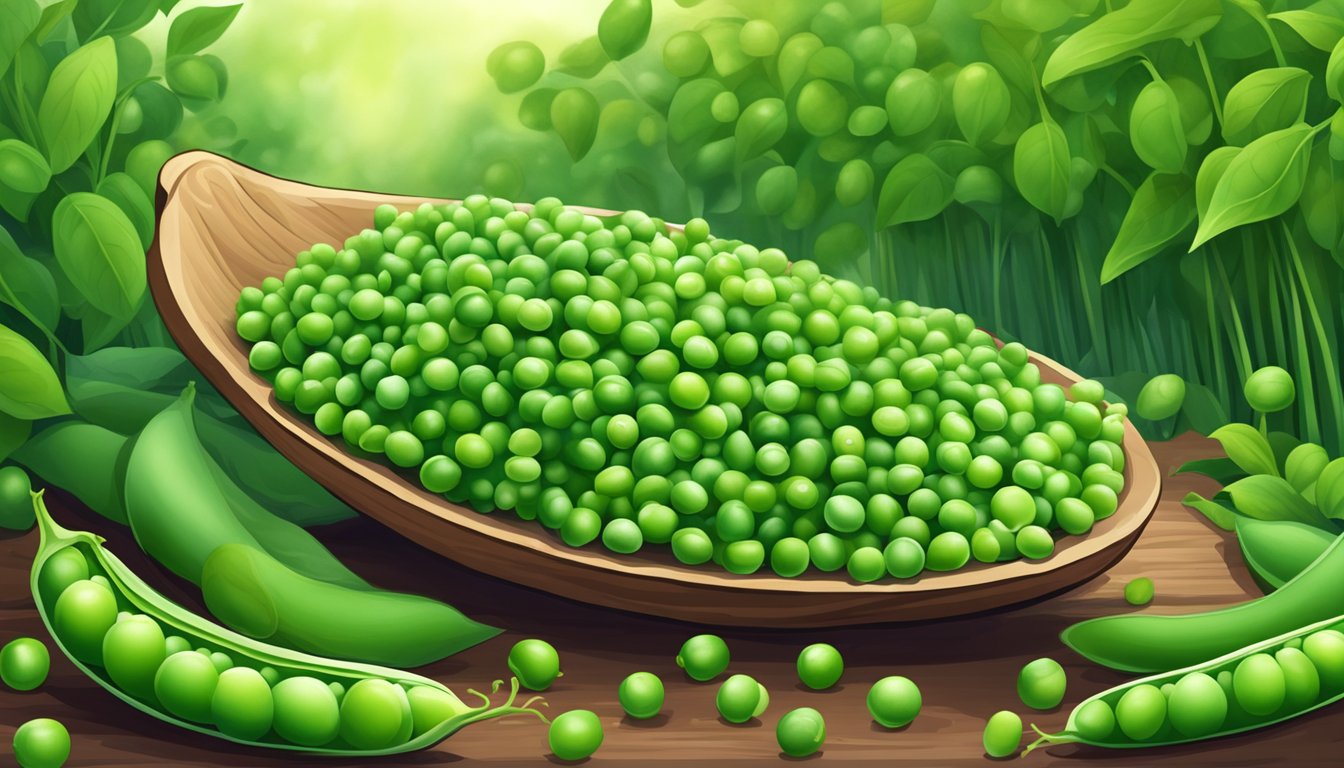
867;675;921;728
1072;699;1115;741
1167;672;1226;738
618;672;665;719
847;546;886;582
982;710;1022;758
823;495;865;533
1054;497;1095;535
1017;658;1066;710
991;486;1035;531
296;312;334;346
38;549;88;605
677;634;730;682
272;676;341;746
153;651;219;723
1115;683;1166;740
884;537;926;578
1015;525;1055;560
101;615;165;698
717;673;769;723
1244;365;1295;413
926;531;970;571
1;637;49;692
1303;629;1344;690
548;709;603;761
509;639;562;691
53;579;118;665
797;643;844;690
776;707;826;758
211;666;274;741
406;685;460;738
13;718;70;768
340;678;413;750
1275;647;1320;710
1124;577;1154;606
771;537;811;577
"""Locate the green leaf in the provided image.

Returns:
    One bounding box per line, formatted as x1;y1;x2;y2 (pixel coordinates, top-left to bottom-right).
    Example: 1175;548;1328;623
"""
1041;0;1222;85
777;33;823;94
1209;423;1280;477
1329;37;1344;103
0;411;30;463
52;192;147;322
995;0;1079;33
1195;145;1239;219
166;3;241;58
1221;68;1311;147
114;35;152;92
1268;10;1344;52
1169;75;1213;146
0;0;40;75
0;226;60;333
1223;474;1331;527
734;98;787;161
1173;456;1245;484
72;0;158;41
1191;122;1316;250
166;55;220;102
1100;172;1195;283
885;68;940;136
549;88;600;162
1182;491;1237;531
1285;443;1331;494
1013;120;1071;222
952;62;1011;146
755;165;797;215
597;0;651;61
12;421;130;523
876;153;953;228
667;78;723;145
96;172;155;249
555;36;609;79
34;0;78;44
517;87;558;131
37;36;117;174
0;138;51;194
1301;142;1344;254
699;18;752;78
1317;459;1344;520
0;322;69;419
1130;80;1187;173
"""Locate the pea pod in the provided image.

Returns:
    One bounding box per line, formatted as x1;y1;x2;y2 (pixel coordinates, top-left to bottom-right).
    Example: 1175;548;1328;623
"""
1236;518;1336;591
12;421;131;524
29;493;544;755
1026;614;1344;754
1063;533;1344;673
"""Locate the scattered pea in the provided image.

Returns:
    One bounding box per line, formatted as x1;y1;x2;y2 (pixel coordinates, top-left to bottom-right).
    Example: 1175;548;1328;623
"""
796;643;843;690
549;709;603;761
13;718;70;768
1124;577;1154;606
677;634;729;682
776;706;826;757
618;671;664;719
508;638;562;691
867;675;921;728
1;637;50;692
716;673;769;723
983;710;1022;758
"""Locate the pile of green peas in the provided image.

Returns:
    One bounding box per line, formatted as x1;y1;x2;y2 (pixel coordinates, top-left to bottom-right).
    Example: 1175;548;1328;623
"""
236;195;1128;580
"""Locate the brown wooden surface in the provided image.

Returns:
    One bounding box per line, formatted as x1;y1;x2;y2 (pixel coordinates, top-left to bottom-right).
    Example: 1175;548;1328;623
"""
148;151;1160;626
3;432;1340;766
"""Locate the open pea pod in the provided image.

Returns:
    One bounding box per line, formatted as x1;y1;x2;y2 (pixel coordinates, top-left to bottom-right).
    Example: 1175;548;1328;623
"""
1026;613;1344;755
29;493;545;756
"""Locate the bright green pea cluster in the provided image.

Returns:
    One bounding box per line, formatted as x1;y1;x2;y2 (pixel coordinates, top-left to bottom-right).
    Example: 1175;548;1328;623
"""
237;195;1127;580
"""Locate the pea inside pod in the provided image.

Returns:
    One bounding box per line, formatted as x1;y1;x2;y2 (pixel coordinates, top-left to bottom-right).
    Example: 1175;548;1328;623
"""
28;492;546;755
1026;614;1344;755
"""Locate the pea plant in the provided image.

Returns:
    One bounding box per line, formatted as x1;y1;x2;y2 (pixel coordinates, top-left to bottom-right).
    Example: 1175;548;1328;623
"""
486;0;1344;454
0;0;241;463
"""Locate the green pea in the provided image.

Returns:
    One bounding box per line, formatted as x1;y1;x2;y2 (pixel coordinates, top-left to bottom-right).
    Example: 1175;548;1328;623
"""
884;537;926;578
796;643;843;690
776;706;826;757
991;486;1035;531
1167;671;1226;738
867;675;921;728
1115;684;1166;740
1;637;49;692
1136;373;1186;421
508;639;561;691
1072;699;1115;741
677;634;730;682
1017;658;1066;710
717;673;769;723
101;615;165;698
983;710;1022;758
926;531;970;571
1124;577;1154;606
618;671;664;719
272;676;341;746
339;678;413;750
548;709;603;761
39;549;90;602
53;579;118;665
1275;647;1320;710
847;546;886;582
1303;629;1344;691
1016;525;1055;560
13;718;70;768
1244;366;1295;413
211;666;274;741
0;466;35;530
154;651;219;723
1054;497;1095;535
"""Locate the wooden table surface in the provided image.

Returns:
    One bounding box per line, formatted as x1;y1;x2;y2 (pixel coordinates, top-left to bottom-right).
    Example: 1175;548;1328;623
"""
2;432;1338;766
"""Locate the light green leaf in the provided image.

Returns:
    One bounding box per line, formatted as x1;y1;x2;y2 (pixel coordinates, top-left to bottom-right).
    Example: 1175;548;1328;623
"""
96;172;155;249
876;153;954;228
1013;120;1071;222
1301;146;1344;254
1224;474;1331;527
555;36;608;79
1041;0;1222;85
1195;145;1240;219
52;192;147;321
1182;491;1237;531
166;3;241;58
37;36;117;174
0;322;70;419
953;62;1011;146
1130;79;1187;172
1317;459;1344;520
34;0;78;44
735;97;787;160
597;0;651;61
549;88;600;162
1101;173;1195;283
1221;68;1311;147
1209;422;1279;477
0;0;40;75
1285;443;1330;494
1268;10;1344;52
777;32;823;94
1191;122;1316;250
0;138;51;194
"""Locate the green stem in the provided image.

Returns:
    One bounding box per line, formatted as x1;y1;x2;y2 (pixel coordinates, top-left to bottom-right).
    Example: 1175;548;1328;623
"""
1214;256;1253;383
1283;221;1344;449
1194;39;1224;129
1071;227;1106;364
1099;164;1136;197
1021;725;1079;757
1202;253;1230;406
11;53;42;147
1256;15;1287;67
1276;235;1321;444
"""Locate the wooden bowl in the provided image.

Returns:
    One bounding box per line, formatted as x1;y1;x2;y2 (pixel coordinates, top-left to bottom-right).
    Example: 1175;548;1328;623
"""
148;151;1161;627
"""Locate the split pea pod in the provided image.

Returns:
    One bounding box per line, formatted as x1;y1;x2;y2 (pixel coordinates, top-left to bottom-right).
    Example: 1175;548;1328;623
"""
29;493;545;755
1025;614;1344;755
1063;533;1344;673
1234;518;1336;592
125;385;499;666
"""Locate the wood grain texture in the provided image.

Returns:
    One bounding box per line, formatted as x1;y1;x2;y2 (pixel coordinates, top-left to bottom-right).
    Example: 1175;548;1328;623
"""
1;433;1339;766
146;151;1161;626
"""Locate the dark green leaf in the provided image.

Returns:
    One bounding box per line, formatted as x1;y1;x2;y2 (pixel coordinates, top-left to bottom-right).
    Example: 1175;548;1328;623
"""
12;421;130;523
0;322;69;419
0;225;60;333
166;3;241;58
1302;149;1344;255
953;62;1011;146
166;55;219;102
1042;0;1222;85
1013;120;1071;222
0;0;40;75
0;138;51;194
1191;123;1317;249
1101;173;1195;283
52;191;147;321
1209;423;1279;477
73;0;158;41
68;345;192;393
37;36;117;174
812;222;869;271
549;88;600;161
1130;80;1187;173
517;87;558;132
1173;456;1245;484
597;0;651;61
96;172;154;249
1267;10;1344;52
0;411;30;462
1224;474;1331;527
1318;459;1344;520
34;0;78;44
667;78;724;145
114;35;152;92
876;153;953;228
1221;68;1311;147
755;165;797;215
1182;491;1237;531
